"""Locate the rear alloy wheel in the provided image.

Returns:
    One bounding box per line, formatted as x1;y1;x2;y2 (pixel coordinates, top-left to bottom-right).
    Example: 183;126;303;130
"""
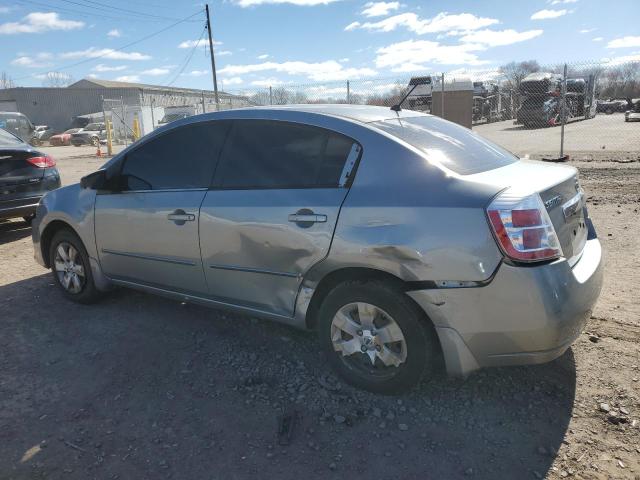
49;229;102;303
318;280;436;394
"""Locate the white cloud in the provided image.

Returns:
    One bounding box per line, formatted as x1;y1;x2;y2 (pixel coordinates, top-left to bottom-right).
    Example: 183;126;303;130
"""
602;51;640;66
0;12;84;34
344;21;360;31
220;60;376;81
251;77;285;87
345;12;499;35
218;50;232;56
232;0;341;6
549;0;577;4
178;38;221;48
257;54;269;59
592;37;603;42
183;69;209;76
459;29;543;47
0;6;12;13
361;1;399;18
107;28;121;37
579;28;595;34
60;47;151;61
376;39;489;70
115;75;141;82
607;36;640;49
11;52;53;68
93;63;127;72
222;76;243;85
339;57;349;63
531;9;569;20
141;67;170;76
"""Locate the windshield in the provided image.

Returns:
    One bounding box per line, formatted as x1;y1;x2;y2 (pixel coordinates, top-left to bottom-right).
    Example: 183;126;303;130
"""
371;115;518;175
0;128;22;146
84;123;102;131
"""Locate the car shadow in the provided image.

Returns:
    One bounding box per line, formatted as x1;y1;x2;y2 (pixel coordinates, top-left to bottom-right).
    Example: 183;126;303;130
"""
0;218;32;244
0;274;575;480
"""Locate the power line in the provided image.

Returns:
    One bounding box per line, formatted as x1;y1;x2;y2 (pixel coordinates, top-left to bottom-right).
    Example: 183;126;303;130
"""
164;25;207;86
14;9;205;81
54;0;191;23
14;0;157;22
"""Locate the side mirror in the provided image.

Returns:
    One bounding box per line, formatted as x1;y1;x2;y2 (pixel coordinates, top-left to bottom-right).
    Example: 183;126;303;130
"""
80;169;108;190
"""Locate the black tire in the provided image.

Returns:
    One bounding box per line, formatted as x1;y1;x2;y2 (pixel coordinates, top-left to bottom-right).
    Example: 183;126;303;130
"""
49;229;102;304
317;279;437;394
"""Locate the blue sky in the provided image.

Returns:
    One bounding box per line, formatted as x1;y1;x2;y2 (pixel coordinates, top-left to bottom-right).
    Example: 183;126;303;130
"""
2;0;639;92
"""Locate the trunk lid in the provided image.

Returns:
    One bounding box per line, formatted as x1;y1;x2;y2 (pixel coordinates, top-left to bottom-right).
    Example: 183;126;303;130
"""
0;149;45;193
467;159;588;263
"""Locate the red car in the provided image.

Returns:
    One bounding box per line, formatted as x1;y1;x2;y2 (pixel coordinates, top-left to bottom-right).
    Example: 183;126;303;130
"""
48;128;82;146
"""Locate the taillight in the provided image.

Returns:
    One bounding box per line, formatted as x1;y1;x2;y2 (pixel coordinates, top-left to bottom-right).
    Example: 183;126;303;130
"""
27;155;56;168
487;190;563;262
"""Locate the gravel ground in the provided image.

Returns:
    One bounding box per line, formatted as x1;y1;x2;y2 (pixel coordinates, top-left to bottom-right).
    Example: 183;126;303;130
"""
0;153;638;480
475;113;640;157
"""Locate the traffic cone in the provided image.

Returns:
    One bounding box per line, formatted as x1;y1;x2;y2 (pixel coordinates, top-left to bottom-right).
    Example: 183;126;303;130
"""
96;145;102;157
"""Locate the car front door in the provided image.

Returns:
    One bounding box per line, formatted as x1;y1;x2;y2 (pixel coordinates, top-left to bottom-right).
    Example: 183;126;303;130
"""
199;119;361;317
95;120;230;295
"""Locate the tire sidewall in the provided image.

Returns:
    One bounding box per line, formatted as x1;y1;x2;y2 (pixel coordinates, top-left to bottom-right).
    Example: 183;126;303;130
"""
49;230;99;304
318;281;433;394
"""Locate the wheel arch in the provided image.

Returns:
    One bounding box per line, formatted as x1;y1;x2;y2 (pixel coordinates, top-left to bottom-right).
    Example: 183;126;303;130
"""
302;266;436;334
41;220;78;267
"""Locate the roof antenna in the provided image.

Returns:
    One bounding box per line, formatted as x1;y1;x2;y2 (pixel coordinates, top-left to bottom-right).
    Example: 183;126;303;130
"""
390;76;432;112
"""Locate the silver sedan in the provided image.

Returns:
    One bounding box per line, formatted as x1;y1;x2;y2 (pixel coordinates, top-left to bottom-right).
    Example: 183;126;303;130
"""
32;105;603;393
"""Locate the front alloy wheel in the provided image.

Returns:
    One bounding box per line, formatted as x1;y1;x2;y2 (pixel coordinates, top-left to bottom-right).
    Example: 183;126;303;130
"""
53;242;86;294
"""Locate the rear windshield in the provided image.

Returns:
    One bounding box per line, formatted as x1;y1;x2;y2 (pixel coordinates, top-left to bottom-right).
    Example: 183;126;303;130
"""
0;128;22;146
371;116;518;175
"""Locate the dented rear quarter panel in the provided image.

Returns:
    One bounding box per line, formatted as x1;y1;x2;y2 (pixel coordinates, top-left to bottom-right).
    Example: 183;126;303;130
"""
306;129;505;285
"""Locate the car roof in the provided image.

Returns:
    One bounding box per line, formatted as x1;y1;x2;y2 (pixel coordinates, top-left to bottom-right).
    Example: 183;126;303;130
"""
230;104;430;124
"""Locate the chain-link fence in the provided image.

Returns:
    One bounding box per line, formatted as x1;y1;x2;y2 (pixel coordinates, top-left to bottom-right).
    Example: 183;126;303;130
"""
1;60;638;160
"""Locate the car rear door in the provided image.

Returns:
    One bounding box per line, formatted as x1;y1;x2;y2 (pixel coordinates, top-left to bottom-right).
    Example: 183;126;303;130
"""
94;120;230;295
199;119;361;317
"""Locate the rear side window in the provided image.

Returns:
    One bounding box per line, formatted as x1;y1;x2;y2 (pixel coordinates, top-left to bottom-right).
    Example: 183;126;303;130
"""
371;116;517;175
121;120;230;191
216;120;357;189
0;128;21;146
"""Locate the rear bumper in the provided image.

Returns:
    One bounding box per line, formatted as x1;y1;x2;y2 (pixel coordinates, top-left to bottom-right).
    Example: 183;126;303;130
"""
408;238;604;376
0;195;42;220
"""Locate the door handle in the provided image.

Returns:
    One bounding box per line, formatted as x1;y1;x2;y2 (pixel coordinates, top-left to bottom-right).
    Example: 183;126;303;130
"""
288;213;327;223
167;209;195;225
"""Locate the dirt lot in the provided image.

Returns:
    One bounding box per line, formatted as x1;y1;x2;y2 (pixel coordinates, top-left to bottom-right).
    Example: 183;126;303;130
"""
0;152;639;480
475;113;640;157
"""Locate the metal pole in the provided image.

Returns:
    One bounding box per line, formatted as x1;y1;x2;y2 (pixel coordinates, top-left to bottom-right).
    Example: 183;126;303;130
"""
121;96;127;147
205;4;220;109
560;63;567;159
269;86;273;105
346;80;350;104
201;90;206;114
440;72;445;119
150;98;155;130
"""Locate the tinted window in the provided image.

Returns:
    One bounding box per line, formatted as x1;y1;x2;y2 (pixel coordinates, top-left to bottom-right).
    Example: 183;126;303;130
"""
371;116;517;175
121;121;230;190
217;120;356;189
0;128;21;146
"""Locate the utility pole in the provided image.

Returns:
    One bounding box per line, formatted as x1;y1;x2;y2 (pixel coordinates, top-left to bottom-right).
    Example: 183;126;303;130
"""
205;4;219;108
